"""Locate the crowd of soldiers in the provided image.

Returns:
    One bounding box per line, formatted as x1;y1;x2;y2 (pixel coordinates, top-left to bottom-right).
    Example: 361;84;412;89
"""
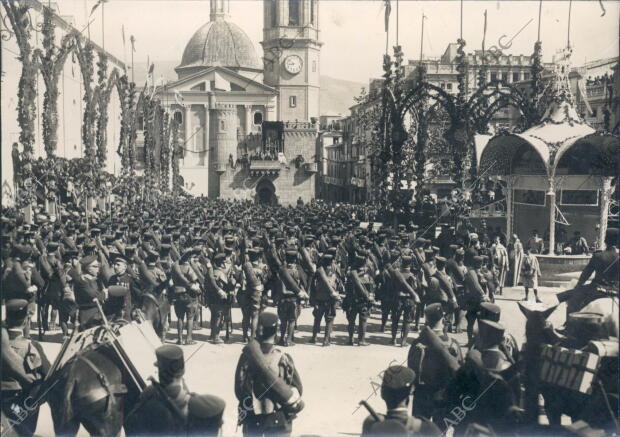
1;196;618;436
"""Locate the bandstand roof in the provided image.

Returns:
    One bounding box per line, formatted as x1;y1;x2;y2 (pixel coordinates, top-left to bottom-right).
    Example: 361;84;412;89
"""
479;99;618;176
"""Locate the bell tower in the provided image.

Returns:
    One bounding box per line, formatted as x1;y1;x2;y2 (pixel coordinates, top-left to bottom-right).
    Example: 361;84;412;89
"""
261;0;321;122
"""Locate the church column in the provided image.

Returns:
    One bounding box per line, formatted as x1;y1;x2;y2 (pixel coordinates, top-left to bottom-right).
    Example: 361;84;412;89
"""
244;105;252;134
599;177;612;250
266;104;276;122
547;175;556;255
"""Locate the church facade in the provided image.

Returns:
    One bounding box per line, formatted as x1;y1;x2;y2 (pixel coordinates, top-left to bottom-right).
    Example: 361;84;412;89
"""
157;0;321;205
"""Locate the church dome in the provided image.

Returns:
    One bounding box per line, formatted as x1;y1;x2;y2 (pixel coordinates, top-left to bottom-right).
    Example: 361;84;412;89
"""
177;20;262;72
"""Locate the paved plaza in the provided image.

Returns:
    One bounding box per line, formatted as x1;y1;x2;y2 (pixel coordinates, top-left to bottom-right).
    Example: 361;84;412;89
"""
34;286;566;436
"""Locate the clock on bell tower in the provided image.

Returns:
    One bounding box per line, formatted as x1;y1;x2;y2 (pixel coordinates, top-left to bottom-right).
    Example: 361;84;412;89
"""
261;0;322;122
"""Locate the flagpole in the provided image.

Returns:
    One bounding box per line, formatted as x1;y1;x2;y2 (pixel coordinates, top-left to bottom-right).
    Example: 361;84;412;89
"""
101;1;105;51
396;0;399;47
131;40;134;82
420;14;425;62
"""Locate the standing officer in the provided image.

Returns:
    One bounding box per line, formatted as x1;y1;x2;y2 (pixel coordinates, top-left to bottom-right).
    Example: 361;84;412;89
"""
463;256;489;346
344;255;375;346
234;312;304;437
105;253;137;320
275;251;307;347
171;249;201;345
309;255;341;346
209;253;233;344
69;255;107;331
3;245;38;338
239;249;267;342
390;256;420;347
1;299;50;437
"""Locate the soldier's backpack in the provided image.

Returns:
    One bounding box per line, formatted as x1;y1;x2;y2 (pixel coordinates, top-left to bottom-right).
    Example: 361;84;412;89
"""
408;336;456;389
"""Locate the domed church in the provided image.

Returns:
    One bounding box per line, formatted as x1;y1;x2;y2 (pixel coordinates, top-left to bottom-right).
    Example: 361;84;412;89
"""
157;0;321;204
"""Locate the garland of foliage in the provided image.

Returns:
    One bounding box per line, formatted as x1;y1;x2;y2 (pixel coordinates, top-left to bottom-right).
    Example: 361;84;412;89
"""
128;84;143;173
95;53;109;167
160;110;171;192
115;75;129;171
142;96;155;199
38;8;74;159
171;119;181;196
3;2;38;207
75;38;97;165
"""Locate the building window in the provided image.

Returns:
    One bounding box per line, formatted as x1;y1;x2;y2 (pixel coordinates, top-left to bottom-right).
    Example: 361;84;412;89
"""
289;95;297;108
253;112;263;125
440;82;445;89
289;0;299;25
524;72;530;81
220;120;226;131
501;72;508;81
312;60;316;72
173;111;183;125
512;72;520;82
270;0;277;26
138;116;144;130
446;83;452;90
490;72;498;81
591;108;598;117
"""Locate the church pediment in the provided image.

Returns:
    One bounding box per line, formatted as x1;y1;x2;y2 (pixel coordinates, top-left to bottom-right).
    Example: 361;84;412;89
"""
165;66;276;95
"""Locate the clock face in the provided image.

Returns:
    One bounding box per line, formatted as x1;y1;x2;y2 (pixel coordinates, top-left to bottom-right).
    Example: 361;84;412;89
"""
284;55;303;75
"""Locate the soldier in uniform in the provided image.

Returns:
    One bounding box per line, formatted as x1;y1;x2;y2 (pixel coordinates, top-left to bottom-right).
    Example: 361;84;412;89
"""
361;365;440;436
171;249;201;345
1;299;50;437
426;256;458;332
390;256;419;347
125;344;226;436
446;246;468;333
473;302;519;366
343;255;375;346
69;255;107;331
377;250;399;333
275;251;307;347
463;256;489;345
234;312;304;437
309;255;341;346
104;253;138;320
239;249;268;342
208;253;234;344
3;245;38;339
407;303;462;425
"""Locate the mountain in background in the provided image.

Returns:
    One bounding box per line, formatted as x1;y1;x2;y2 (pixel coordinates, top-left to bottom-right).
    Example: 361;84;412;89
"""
132;62;364;117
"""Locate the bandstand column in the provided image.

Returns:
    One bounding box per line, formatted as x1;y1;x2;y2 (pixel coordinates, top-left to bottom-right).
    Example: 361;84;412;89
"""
599;177;612;250
184;105;192;166
244;105;252;134
547;176;556;255
505;176;513;237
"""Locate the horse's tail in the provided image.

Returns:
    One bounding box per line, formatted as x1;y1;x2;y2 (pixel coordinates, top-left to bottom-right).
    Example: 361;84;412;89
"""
62;362;78;424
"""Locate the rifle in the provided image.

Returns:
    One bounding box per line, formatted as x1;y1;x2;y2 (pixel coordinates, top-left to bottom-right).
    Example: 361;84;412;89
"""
359;400;382;422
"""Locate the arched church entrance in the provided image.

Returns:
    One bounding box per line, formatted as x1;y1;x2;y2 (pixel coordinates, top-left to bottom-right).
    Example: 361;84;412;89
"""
256;179;276;205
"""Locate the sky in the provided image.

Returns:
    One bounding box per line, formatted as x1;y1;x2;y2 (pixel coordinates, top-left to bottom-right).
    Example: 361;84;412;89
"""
53;0;619;84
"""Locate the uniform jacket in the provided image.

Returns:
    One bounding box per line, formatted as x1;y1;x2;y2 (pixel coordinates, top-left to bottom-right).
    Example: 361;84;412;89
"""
577;247;619;288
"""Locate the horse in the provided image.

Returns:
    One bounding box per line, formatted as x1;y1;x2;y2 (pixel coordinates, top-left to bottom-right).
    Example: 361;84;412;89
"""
45;298;162;437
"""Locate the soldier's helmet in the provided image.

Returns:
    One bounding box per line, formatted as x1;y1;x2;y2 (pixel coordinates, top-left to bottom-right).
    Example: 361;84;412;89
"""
478;302;501;323
5;299;29;328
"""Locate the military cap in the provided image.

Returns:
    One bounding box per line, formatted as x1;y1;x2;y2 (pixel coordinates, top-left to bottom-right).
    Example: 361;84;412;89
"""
155;345;184;377
90;228;101;237
353;254;366;269
275;237;286;244
257;311;279;342
449;244;459;250
75;234;86;245
46;241;60;252
125;246;136;258
161;234;172;244
415;237;428;245
424;303;444;325
473;255;484;266
424;249;435;257
188;393;226;422
80;255;98;267
401;256;413;267
285;250;298;261
62;248;79;261
381;365;415;390
213;253;226;264
145;250;159;263
172;232;181;240
455;247;465;256
478;302;501;322
469;233;479;241
103;234;115;244
321;254;334;265
247;248;261;260
478;319;505;348
327;247;338;255
224;236;235;245
247;228;257;236
435;256;447;268
114;230;124;239
11;244;33;261
108;285;129;297
5;299;29;313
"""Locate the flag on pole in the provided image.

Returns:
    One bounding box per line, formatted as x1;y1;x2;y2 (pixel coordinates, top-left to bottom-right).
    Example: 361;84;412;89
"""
384;0;391;32
121;25;126;47
146;62;154;88
90;0;108;16
174;90;185;107
130;35;136;52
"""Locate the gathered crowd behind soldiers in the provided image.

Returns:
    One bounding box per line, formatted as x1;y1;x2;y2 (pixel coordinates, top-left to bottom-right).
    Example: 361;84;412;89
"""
1;196;618;436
